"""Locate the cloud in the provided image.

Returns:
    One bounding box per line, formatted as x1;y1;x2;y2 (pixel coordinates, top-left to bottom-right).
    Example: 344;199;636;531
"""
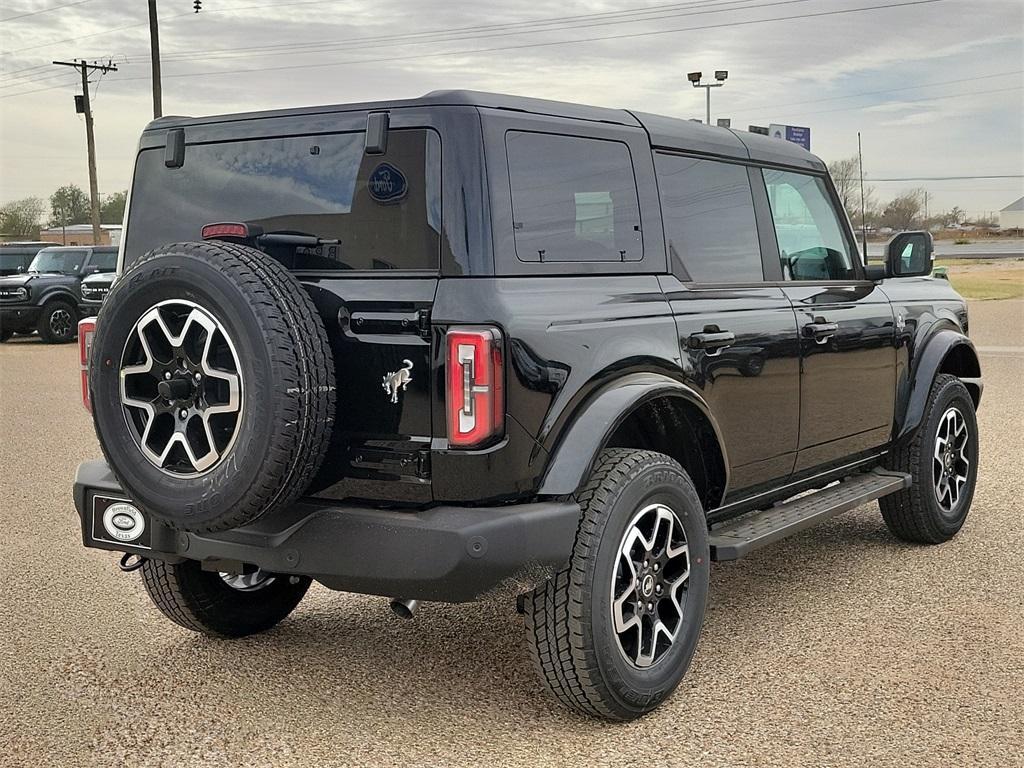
1;0;1021;217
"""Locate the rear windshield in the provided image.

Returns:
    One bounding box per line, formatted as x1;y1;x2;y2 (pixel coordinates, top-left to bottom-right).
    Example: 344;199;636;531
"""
124;128;441;272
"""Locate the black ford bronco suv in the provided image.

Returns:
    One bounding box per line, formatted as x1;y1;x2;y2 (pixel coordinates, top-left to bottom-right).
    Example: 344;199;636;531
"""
0;244;117;342
73;91;982;720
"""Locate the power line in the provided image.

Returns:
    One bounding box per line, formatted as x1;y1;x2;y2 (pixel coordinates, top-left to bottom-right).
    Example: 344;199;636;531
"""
144;0;799;64
731;69;1024;111
0;0;93;24
866;175;1024;182
108;0;951;85
1;0;349;56
747;84;1022;119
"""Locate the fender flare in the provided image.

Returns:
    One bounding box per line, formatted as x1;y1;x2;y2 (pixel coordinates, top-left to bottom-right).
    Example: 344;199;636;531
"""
537;372;729;497
36;287;79;309
896;328;982;442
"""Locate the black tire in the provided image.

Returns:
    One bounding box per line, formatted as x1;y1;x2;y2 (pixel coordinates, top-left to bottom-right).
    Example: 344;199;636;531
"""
37;298;77;343
0;328;12;343
523;448;710;720
90;241;336;533
880;374;979;544
140;558;310;638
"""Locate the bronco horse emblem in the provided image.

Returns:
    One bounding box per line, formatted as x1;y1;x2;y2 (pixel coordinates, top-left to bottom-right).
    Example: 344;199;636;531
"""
382;359;414;404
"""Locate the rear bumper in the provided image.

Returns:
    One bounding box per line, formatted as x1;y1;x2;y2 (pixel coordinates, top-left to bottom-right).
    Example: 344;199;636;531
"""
73;459;579;603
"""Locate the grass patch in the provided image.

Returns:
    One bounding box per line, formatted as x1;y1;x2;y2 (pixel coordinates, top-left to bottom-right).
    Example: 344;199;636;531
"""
944;267;1024;300
953;238;972;245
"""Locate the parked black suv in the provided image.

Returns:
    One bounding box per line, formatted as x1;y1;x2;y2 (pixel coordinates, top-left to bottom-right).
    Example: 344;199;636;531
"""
0;241;50;276
73;92;982;720
0;245;117;342
78;270;115;317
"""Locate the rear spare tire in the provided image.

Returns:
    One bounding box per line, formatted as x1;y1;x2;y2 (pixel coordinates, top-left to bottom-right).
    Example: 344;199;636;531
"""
90;241;335;533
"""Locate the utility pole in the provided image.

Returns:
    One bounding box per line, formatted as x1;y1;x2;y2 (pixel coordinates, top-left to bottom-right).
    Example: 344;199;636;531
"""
52;59;117;246
687;70;729;125
148;0;162;118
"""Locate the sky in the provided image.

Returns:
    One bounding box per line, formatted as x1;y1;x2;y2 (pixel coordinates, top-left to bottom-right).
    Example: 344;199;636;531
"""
0;0;1021;220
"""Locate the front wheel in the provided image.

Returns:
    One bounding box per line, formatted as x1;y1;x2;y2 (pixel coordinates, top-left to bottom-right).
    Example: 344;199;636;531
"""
140;558;310;638
880;374;979;544
523;449;710;720
37;299;77;343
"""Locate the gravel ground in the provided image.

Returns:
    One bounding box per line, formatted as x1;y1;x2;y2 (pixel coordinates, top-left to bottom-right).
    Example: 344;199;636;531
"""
1;301;1022;768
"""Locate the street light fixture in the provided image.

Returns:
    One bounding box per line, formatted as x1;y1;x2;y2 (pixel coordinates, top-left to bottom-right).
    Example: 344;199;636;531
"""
689;70;729;126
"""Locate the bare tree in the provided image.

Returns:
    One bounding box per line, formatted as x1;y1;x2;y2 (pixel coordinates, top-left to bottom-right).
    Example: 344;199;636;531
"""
827;154;877;228
828;156;860;215
880;189;926;231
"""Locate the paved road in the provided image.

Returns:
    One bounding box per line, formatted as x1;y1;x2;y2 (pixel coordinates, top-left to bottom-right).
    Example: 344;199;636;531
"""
867;238;1024;259
1;302;1022;768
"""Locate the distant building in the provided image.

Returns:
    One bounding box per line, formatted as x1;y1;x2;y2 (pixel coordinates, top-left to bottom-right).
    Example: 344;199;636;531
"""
1000;197;1024;232
38;224;122;247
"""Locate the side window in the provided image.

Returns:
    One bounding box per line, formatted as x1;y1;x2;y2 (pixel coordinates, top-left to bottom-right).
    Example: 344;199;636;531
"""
655;154;763;282
762;169;856;281
506;131;642;262
88;251;117;272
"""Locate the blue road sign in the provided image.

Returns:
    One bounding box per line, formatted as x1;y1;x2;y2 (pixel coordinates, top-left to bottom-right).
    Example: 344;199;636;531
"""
785;125;811;150
769;123;812;151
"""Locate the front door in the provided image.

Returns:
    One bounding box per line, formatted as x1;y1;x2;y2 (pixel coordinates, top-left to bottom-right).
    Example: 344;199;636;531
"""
654;153;801;498
760;168;896;472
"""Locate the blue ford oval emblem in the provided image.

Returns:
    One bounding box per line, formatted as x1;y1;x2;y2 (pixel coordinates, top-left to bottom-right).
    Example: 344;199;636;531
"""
367;163;408;204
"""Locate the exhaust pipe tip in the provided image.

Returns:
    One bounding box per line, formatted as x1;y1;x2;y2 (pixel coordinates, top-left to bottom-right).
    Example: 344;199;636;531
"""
390;598;419;619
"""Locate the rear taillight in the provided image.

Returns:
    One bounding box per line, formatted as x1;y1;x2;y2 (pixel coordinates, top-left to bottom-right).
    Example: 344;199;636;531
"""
446;327;504;448
78;318;96;412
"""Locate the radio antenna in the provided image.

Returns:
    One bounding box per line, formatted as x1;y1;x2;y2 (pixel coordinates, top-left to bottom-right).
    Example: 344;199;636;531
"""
858;131;868;261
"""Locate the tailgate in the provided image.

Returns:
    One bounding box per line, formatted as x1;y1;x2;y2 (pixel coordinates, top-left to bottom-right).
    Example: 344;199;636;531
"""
304;277;437;503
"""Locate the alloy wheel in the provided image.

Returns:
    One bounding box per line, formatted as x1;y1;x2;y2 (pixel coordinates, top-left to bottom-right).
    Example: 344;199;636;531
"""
49;308;72;338
610;503;691;668
120;299;243;477
933;406;970;513
219;567;276;592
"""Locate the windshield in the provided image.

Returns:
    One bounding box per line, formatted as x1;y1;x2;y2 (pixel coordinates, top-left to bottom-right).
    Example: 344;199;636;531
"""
125;128;441;272
29;249;87;275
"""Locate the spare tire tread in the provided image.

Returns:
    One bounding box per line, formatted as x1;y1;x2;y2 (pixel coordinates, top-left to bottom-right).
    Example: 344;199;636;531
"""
93;241;335;532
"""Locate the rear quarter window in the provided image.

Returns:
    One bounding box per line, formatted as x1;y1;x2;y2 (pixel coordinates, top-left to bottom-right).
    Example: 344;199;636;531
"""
505;131;642;263
124;128;441;272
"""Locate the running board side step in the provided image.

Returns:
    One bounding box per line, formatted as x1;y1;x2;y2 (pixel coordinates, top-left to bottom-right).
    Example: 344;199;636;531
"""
708;469;911;561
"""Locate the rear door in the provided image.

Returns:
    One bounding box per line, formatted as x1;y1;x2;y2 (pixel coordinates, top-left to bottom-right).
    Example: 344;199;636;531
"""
655;153;801;497
123;116;454;503
759;168;896;471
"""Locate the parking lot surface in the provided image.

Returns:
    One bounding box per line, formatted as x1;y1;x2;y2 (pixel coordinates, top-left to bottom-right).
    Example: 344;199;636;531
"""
1;300;1022;768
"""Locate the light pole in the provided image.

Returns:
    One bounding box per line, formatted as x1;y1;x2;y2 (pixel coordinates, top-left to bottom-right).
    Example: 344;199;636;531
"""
687;70;728;125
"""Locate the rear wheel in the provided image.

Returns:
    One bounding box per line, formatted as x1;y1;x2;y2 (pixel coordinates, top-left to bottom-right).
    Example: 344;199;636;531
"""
140;558;310;638
37;299;77;343
880;374;978;543
523;449;710;720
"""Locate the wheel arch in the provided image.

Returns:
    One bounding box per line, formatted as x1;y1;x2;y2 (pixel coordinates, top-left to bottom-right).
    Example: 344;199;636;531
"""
537;373;728;510
37;287;80;309
896;329;982;443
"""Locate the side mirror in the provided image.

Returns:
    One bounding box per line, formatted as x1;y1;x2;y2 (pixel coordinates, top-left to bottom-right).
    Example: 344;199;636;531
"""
83;264;99;275
885;230;933;277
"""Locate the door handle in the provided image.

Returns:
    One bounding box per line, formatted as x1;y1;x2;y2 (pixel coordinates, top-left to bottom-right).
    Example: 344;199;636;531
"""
804;320;839;344
688;330;735;355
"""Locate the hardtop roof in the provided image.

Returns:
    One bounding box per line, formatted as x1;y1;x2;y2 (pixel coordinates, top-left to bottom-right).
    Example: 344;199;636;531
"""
144;88;824;171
